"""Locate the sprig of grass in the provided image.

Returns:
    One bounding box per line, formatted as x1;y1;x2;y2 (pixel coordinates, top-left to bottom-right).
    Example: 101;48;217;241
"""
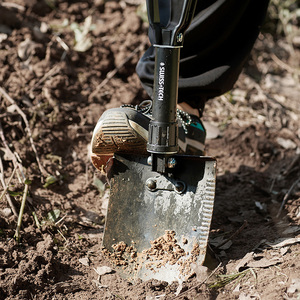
14;182;29;243
208;269;250;289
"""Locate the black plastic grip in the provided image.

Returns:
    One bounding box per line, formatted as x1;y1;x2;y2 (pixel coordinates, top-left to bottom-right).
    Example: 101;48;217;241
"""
146;0;198;46
147;46;179;154
146;0;198;172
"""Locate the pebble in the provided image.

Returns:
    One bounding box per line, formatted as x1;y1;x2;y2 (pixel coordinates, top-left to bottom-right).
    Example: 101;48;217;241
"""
1;208;12;217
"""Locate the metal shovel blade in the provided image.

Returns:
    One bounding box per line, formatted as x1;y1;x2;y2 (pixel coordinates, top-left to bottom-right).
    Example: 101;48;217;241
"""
103;154;216;283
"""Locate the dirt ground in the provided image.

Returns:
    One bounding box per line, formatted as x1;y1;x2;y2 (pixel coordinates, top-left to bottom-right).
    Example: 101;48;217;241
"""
0;1;300;299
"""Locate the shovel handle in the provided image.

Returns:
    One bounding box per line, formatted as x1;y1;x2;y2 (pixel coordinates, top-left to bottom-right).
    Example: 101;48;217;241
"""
146;0;198;46
146;1;198;173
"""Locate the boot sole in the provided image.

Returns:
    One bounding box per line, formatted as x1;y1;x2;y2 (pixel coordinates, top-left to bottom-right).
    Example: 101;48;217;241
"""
91;111;147;155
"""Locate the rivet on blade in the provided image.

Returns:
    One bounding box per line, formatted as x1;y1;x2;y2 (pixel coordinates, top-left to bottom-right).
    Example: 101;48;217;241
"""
175;181;186;193
145;178;157;191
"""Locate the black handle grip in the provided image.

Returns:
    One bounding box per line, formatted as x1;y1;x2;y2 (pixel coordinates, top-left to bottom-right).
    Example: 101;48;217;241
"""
146;0;198;46
146;0;198;173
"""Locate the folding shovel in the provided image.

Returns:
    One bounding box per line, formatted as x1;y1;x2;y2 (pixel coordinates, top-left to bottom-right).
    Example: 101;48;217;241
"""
102;0;217;283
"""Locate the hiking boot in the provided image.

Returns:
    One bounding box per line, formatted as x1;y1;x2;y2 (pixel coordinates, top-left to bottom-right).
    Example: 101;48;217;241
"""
91;100;206;172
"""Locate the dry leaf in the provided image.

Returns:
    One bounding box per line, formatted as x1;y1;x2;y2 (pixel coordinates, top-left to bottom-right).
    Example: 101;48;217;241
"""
0;147;15;161
236;252;282;270
92;279;108;289
94;266;113;276
78;257;89;266
280;247;289;256
267;237;300;248
236;252;254;271
219;240;233;250
233;283;240;294
146;295;166;300
209;235;224;246
247;257;282;268
282;226;300;236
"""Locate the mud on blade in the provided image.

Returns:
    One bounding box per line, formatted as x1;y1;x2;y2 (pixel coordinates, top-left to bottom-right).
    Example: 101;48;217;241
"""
102;154;216;283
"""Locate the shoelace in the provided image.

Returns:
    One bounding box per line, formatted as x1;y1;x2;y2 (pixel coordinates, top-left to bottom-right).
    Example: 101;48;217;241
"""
121;100;193;134
121;100;152;114
176;109;192;134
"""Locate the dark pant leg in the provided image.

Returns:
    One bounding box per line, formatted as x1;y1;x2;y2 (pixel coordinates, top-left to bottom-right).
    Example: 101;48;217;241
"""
136;0;270;110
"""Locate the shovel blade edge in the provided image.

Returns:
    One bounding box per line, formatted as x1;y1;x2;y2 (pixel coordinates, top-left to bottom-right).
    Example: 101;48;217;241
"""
103;154;216;283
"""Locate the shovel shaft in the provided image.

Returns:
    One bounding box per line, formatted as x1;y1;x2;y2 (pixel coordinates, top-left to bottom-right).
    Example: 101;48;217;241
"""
146;0;198;173
147;46;180;155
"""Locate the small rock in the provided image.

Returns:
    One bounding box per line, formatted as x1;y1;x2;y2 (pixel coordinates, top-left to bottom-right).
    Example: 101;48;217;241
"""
293;35;300;48
255;201;267;214
276;137;297;149
1;208;12;217
287;279;300;296
33;25;45;40
17;38;37;60
40;22;49;33
295;207;300;219
0;33;8;43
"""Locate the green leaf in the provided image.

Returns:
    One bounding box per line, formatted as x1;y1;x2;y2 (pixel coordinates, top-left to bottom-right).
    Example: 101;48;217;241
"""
46;154;62;165
24;179;32;185
43;175;58;188
47;209;61;222
7;190;23;197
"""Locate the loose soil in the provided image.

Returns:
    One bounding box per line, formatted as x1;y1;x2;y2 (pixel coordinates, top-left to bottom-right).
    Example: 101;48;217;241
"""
0;1;299;299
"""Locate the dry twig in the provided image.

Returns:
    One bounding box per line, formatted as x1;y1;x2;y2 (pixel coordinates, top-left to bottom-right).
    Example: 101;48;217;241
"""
216;220;248;249
0;166;17;202
0;2;25;11
283;154;300;176
54;35;69;61
0;162;18;218
0;87;48;178
0;121;25;182
29;63;61;92
270;53;298;75
174;263;222;299
0;112;19;119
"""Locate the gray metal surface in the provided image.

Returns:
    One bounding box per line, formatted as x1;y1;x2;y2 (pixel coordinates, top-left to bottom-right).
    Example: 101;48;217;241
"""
103;154;216;283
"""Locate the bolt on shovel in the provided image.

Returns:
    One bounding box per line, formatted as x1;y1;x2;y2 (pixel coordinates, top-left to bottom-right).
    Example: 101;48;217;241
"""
102;0;217;283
